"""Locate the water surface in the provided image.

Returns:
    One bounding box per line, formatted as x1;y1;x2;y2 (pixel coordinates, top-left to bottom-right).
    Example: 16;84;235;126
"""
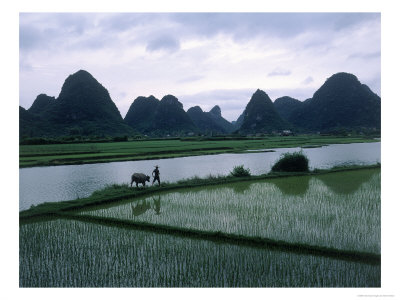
19;142;380;211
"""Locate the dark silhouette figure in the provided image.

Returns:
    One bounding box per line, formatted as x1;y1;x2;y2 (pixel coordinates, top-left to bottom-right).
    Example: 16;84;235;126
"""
130;196;161;218
152;165;161;186
152;196;161;215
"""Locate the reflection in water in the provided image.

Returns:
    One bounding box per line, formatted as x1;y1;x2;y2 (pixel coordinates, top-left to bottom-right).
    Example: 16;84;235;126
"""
153;196;161;215
272;176;311;196
174;181;253;195
316;169;377;195
131;200;151;217
81;168;380;254
131;196;162;218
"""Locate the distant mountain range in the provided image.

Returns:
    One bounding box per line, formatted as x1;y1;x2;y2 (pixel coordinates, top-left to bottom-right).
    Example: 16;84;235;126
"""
186;105;235;134
20;70;381;139
125;94;197;136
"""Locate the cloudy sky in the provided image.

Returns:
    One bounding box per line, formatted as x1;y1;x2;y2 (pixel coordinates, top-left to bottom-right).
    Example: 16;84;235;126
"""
19;13;381;122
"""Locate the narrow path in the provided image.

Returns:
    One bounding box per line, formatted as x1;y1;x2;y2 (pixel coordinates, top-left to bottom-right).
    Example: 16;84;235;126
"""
58;212;381;266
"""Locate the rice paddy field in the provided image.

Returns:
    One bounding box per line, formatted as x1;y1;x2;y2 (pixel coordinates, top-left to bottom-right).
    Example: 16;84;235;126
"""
19;168;381;287
19;219;379;287
78;168;380;254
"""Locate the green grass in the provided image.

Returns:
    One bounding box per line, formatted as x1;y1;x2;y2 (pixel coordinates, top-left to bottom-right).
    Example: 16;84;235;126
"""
77;168;380;254
20;218;380;287
19;135;378;167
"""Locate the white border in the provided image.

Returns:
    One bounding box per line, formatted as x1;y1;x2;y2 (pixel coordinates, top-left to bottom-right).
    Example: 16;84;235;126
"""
3;0;399;299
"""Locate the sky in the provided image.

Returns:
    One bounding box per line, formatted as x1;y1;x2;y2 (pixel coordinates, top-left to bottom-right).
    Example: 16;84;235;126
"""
19;13;381;122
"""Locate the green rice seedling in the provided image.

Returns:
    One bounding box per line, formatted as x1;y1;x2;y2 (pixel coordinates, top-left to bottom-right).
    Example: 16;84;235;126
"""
78;169;380;254
19;219;380;287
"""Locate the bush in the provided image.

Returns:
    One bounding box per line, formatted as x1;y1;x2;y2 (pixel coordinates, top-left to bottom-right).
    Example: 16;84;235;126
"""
271;152;309;172
230;165;251;177
113;135;128;142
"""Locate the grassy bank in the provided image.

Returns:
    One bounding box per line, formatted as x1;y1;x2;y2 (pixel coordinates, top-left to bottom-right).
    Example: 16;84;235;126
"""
20;163;380;220
19;135;378;168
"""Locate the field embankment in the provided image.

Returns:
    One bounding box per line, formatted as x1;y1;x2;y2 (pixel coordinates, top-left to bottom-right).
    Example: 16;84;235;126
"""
20;164;380;220
19;135;378;168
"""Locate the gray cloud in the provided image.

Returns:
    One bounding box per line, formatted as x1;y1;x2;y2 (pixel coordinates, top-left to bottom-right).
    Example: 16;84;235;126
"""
20;13;120;52
178;85;319;122
347;51;381;60
171;13;380;41
146;35;180;53
301;76;314;85
101;13;151;32
178;88;255;121
333;13;380;31
19;12;380;54
267;68;292;77
19;13;381;120
176;75;204;84
19;25;39;50
364;76;381;97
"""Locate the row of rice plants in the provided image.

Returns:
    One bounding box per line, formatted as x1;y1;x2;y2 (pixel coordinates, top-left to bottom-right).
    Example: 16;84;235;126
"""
78;169;380;253
20;219;380;287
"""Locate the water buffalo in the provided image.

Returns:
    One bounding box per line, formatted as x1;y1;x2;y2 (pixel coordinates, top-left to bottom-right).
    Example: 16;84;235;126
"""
131;200;151;217
130;173;150;187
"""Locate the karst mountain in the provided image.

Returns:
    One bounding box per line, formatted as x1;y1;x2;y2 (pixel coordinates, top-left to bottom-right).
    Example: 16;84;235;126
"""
20;70;381;139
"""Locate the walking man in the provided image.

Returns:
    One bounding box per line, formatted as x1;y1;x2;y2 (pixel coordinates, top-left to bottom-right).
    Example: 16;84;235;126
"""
152;165;161;186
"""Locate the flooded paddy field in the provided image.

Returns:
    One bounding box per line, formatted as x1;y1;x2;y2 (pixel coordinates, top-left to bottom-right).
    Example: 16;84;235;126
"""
78;168;380;254
20;168;380;287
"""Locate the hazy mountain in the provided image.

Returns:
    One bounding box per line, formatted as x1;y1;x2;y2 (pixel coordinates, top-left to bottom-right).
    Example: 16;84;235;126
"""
287;72;381;131
232;112;245;130
19;106;50;137
124;95;159;134
207;105;235;133
28;94;55;115
21;70;134;137
152;95;197;135
187;106;216;133
238;89;290;133
125;94;197;136
187;105;234;134
273;96;303;122
20;70;381;139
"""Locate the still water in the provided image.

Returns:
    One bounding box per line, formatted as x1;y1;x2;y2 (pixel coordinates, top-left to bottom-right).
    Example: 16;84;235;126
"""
78;168;380;253
19;142;380;211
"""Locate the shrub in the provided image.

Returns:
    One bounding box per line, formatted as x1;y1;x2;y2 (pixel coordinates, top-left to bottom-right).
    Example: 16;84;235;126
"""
271;152;309;172
113;135;128;142
230;165;251;177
